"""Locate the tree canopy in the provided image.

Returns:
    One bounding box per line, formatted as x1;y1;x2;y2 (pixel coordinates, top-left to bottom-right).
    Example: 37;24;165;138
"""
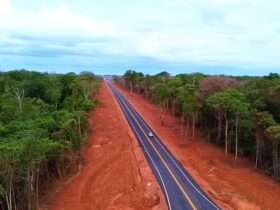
117;70;280;179
0;70;100;210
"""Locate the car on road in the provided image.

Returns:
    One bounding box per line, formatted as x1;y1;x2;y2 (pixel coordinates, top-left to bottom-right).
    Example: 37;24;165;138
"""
148;131;153;137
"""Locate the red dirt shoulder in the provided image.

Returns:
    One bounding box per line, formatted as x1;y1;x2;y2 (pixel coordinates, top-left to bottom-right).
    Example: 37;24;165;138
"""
44;82;166;210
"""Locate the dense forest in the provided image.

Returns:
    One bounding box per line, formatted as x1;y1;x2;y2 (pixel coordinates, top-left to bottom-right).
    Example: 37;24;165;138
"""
116;70;280;178
0;70;100;210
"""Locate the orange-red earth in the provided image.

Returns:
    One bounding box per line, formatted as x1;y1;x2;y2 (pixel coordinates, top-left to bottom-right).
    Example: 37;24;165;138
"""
46;82;166;210
46;81;280;210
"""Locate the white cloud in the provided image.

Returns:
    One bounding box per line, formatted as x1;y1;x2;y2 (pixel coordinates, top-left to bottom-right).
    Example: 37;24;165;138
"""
129;0;280;68
0;0;280;72
0;0;11;13
0;6;117;38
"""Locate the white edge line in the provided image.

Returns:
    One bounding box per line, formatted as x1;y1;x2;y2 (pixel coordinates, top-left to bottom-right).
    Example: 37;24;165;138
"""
109;83;172;210
116;90;172;210
120;91;219;209
131;101;218;208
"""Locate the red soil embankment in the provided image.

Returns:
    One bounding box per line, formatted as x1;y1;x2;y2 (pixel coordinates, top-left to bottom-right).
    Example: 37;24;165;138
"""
45;82;166;210
116;83;280;210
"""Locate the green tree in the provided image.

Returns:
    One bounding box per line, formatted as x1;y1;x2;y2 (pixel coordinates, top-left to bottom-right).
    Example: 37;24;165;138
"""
254;112;276;168
265;125;280;177
207;89;250;158
0;70;100;209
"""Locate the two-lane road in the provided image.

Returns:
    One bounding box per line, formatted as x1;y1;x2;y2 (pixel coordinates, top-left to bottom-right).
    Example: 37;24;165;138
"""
107;81;220;210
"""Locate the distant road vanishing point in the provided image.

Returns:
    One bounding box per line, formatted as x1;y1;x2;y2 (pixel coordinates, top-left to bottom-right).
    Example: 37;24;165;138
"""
107;80;220;210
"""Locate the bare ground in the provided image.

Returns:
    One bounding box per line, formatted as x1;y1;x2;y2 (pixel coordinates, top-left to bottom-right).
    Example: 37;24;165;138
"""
44;82;166;210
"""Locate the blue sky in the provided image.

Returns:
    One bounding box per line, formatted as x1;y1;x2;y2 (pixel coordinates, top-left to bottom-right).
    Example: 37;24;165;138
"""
0;0;280;75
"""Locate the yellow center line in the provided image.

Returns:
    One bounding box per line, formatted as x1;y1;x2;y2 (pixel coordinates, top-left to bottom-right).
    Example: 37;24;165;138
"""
120;94;197;210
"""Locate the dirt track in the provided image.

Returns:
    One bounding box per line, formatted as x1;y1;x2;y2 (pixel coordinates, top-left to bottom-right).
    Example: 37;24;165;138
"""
46;82;166;210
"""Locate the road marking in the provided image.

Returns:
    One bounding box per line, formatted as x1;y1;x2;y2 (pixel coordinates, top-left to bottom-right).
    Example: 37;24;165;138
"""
124;98;220;209
109;84;172;210
123;112;173;210
117;89;197;210
108;81;220;210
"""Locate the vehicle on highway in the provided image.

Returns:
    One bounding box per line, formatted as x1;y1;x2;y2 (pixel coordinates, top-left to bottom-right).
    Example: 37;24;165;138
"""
109;83;220;210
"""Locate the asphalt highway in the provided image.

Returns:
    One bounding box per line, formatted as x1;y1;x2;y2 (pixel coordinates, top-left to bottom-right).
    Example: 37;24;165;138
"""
107;81;220;210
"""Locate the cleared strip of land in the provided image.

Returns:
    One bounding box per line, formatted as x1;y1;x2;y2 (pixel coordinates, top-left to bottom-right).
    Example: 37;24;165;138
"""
46;82;166;210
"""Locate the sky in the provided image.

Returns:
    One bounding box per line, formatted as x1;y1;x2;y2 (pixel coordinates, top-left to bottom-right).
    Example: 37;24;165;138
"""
0;0;280;75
